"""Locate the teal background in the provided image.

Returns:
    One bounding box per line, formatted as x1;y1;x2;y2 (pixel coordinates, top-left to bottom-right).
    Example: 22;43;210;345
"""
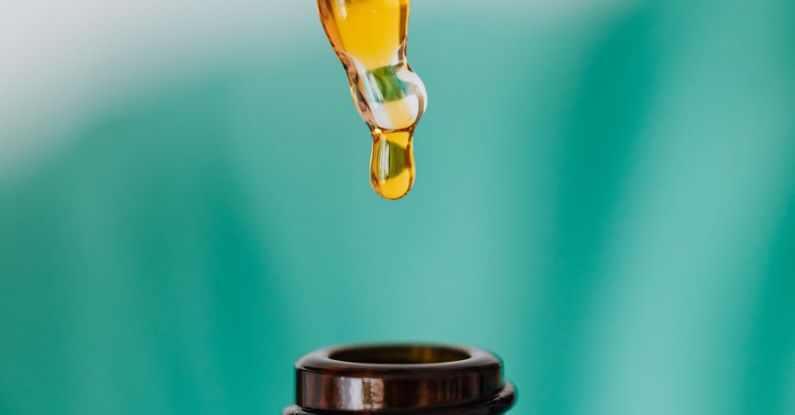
1;1;794;414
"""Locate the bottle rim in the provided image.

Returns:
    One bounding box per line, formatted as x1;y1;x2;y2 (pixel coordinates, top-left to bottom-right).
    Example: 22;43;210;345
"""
291;343;515;413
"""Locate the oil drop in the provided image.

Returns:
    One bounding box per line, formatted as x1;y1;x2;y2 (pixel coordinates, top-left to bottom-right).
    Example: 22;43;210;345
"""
317;0;427;200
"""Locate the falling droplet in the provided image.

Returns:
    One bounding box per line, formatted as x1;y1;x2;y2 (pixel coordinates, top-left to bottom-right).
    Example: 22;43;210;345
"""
370;128;414;200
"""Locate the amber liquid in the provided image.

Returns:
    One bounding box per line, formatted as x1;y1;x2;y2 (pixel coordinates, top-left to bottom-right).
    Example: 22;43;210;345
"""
317;0;427;200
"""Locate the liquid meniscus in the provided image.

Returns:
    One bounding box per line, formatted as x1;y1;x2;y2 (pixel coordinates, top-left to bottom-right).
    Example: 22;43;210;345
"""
317;0;427;200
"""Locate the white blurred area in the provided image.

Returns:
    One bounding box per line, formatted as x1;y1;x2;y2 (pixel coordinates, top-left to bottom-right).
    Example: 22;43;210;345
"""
0;0;631;178
0;0;303;176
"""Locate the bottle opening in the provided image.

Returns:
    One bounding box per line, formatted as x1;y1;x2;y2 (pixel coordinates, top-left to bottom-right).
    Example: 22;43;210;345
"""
289;343;515;414
329;344;470;364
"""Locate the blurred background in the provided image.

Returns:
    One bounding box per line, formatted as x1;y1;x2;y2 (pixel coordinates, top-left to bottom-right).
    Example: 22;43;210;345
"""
1;0;794;414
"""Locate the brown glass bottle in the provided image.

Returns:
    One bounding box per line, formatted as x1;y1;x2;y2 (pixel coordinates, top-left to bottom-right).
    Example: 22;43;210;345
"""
283;344;516;415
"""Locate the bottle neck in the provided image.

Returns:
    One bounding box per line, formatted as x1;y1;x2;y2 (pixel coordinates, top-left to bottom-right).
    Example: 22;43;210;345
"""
284;344;516;415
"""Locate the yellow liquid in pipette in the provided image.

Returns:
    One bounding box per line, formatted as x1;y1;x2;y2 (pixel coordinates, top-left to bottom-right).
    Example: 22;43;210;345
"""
318;0;426;200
